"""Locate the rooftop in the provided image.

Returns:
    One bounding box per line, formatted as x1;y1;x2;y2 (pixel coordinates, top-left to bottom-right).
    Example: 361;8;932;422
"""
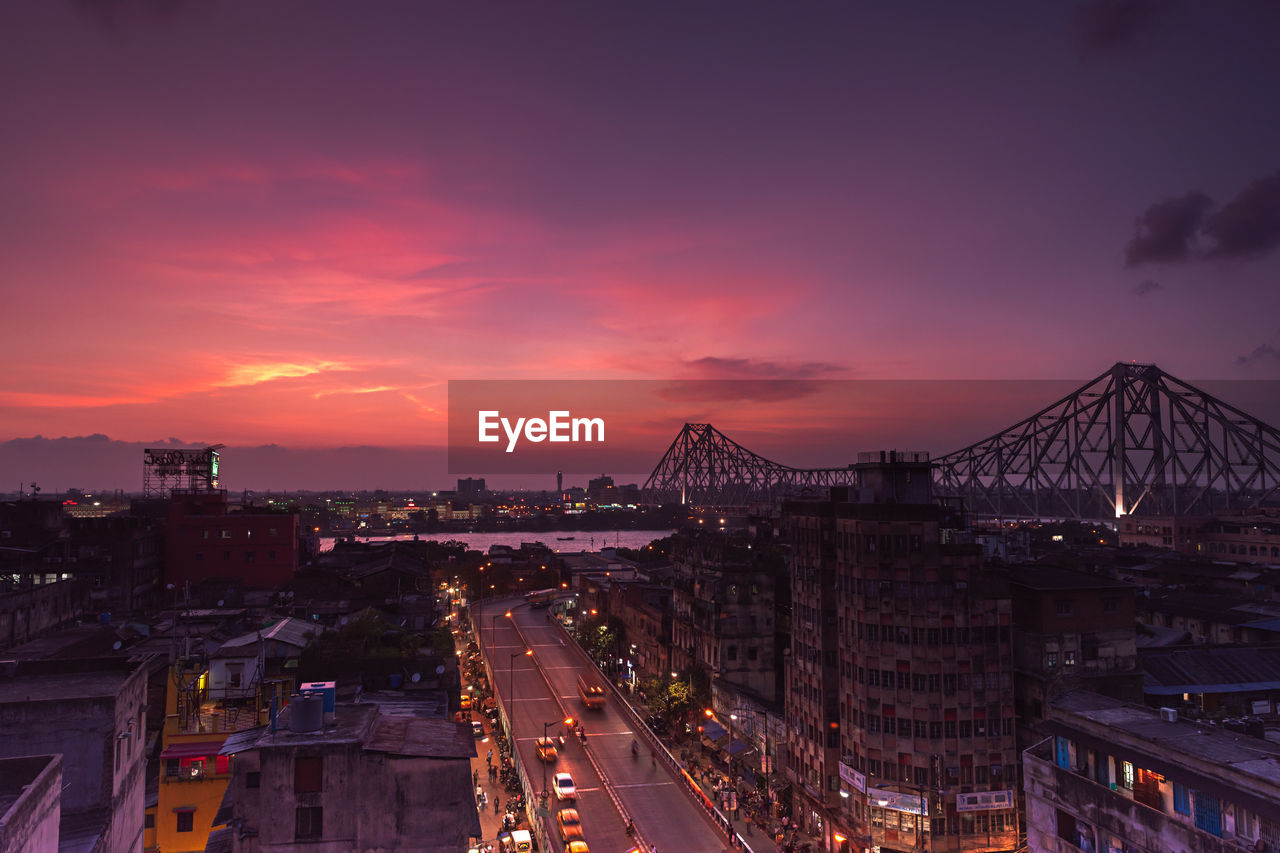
220;700;474;759
1141;645;1280;695
1006;564;1134;591
0;664;137;704
1050;690;1280;788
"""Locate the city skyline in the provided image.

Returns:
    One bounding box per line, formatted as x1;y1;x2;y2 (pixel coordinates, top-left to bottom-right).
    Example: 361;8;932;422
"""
3;2;1279;489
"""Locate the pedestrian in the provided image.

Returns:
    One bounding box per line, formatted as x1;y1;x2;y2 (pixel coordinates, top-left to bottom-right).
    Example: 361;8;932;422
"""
494;799;500;815
473;768;479;785
487;747;493;764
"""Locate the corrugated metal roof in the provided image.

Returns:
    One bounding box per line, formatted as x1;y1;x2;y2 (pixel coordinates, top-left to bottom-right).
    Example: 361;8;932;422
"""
218;726;267;756
213;617;319;657
364;715;476;759
204;826;233;853
1142;645;1280;694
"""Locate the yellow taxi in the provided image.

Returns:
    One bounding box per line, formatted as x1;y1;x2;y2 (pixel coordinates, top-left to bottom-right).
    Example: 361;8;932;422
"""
556;808;583;843
535;737;558;762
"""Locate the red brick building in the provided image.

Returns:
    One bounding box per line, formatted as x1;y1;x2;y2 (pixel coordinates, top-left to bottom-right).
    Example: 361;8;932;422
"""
164;491;298;590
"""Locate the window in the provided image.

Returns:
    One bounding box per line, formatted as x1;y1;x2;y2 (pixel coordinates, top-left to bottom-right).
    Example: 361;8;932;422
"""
1064;650;1077;666
220;529;231;539
295;756;323;793
1173;782;1190;815
216;754;230;775
245;550;255;563
1056;599;1073;616
296;806;323;840
1046;652;1058;668
1103;597;1119;612
176;810;194;832
1121;760;1134;789
145;813;155;829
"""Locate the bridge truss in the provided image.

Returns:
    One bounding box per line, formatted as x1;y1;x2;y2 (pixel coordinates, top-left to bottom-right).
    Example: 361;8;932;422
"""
642;423;857;506
933;363;1280;518
644;364;1280;518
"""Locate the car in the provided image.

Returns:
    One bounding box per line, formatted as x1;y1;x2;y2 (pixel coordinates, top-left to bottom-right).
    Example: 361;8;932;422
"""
566;842;589;853
471;721;485;738
460;694;472;710
556;808;583;842
552;772;576;801
535;737;558;762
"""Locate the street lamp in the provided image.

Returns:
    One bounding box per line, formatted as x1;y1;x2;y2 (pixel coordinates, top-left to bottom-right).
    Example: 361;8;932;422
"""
509;648;532;714
490;609;512;661
542;716;573;795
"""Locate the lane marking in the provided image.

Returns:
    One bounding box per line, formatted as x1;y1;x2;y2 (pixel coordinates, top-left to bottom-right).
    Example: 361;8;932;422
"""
613;781;677;789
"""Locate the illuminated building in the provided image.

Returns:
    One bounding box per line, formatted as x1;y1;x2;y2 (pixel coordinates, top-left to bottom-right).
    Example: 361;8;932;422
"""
786;451;1019;853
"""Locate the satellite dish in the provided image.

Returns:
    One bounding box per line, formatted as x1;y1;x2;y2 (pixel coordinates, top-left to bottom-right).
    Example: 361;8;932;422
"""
411;672;422;683
340;616;349;625
112;640;123;651
435;664;445;675
217;600;225;607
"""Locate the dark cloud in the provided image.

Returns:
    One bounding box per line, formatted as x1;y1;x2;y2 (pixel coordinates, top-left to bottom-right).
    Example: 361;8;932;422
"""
1072;0;1174;52
1203;170;1280;259
682;356;846;380
655;357;847;403
1131;279;1163;296
1124;191;1212;266
1235;343;1280;367
654;380;824;405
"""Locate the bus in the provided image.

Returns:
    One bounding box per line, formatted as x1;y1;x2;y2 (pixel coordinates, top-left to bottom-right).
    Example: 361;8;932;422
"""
525;589;557;608
576;674;606;709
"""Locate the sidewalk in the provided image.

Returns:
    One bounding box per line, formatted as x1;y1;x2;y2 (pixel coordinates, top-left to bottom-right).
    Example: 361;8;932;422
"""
467;720;514;848
456;624;523;851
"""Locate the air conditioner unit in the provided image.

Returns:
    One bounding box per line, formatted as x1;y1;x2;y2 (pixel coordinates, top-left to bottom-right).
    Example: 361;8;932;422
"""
1159;707;1178;723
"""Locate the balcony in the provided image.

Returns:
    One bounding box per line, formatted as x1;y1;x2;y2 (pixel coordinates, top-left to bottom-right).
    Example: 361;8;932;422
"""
1023;740;1244;853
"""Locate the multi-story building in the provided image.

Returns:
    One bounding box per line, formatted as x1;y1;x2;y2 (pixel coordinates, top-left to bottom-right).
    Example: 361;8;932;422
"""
215;698;479;851
609;579;673;682
66;513;165;615
1118;513;1280;565
1025;690;1280;852
787;451;1020;853
0;656;150;853
670;531;786;701
1007;566;1141;743
164;491;298;590
153;654;268;853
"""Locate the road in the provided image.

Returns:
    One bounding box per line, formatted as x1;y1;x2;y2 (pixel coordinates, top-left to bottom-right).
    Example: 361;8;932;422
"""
478;599;731;853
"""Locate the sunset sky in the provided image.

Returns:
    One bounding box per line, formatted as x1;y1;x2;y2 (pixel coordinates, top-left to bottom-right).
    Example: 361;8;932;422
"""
2;2;1279;489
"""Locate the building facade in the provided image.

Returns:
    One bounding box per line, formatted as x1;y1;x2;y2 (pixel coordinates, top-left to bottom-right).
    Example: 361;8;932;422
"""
1025;690;1280;853
164;491;298;590
218;700;479;852
0;657;149;853
787;452;1020;853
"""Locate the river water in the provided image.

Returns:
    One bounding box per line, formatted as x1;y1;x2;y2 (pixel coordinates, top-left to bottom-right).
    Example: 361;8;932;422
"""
317;529;674;554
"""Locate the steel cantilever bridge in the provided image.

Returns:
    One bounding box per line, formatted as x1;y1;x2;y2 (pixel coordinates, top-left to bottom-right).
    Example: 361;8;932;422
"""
642;363;1280;519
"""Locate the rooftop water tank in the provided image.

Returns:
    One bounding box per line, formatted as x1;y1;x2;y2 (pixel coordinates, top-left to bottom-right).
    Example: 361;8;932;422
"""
289;692;324;733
